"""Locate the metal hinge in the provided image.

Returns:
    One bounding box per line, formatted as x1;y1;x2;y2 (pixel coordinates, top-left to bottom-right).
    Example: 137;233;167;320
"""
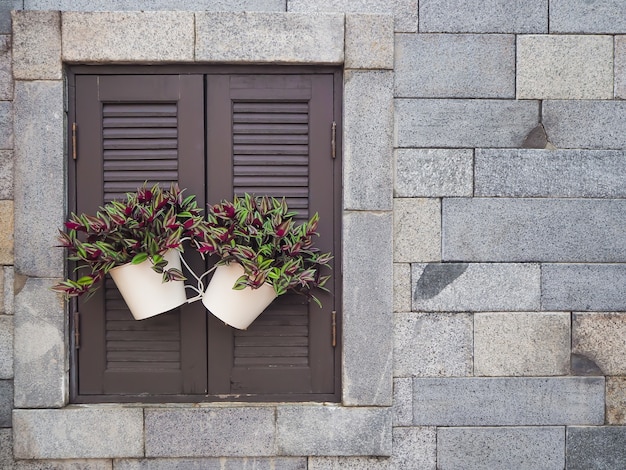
331;121;336;159
72;122;77;160
331;310;337;347
73;311;80;349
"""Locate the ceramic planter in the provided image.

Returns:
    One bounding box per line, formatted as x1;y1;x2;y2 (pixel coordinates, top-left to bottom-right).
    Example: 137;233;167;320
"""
202;262;277;330
109;249;187;320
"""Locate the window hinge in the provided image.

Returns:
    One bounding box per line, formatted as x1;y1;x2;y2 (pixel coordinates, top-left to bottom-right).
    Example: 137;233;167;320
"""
72;122;77;160
331;310;337;347
73;311;80;349
331;121;336;159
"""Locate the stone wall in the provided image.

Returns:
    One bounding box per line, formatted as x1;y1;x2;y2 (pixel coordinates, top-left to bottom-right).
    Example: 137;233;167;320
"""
1;0;626;469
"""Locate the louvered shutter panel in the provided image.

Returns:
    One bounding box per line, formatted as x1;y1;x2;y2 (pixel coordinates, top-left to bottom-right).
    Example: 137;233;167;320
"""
206;74;339;399
73;75;207;400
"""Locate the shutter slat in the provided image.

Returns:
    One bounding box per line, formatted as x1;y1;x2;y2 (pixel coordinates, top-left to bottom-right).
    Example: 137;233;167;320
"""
103;128;178;139
234;144;308;156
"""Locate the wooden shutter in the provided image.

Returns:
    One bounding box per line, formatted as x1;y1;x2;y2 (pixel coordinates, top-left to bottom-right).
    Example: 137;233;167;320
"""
72;75;207;401
206;73;340;400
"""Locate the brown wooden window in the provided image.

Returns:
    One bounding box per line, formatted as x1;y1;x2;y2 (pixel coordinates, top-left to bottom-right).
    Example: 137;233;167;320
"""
68;66;342;403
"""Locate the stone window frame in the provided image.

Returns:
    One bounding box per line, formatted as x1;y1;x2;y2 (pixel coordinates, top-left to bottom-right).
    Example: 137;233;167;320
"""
12;11;394;459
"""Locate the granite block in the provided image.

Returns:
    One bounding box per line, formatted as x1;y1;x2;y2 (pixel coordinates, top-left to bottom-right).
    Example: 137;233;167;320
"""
308;456;390;469
392;378;412;426
617;36;626;99
0;315;13;378
413;377;605;426
438;427;564;470
394;312;472;377
12;11;61;80
412;263;540;312
288;0;418;33
343;211;393;405
0;428;13;470
419;0;547;33
393;263;411;313
550;0;626;33
393;198;440;263
0;0;21;34
566;426;626;469
62;11;194;62
0;35;12;100
14;81;64;277
395;149;473;198
145;407;275;457
395;33;515;98
16;460;112;470
443;198;626;262
0;380;11;427
607;377;626;425
344;71;393;211
542;264;626;311
0;151;13;200
392;427;436;470
25;0;285;10
573;313;626;376
13;408;144;459
474;312;570;376
2;266;12;315
114;457;306;470
0;200;13;265
396;99;539;148
0;101;12;150
543;100;626;149
345;14;393;70
475;149;626;198
196;12;344;64
277;405;392;456
517;35;613;99
13;278;65;408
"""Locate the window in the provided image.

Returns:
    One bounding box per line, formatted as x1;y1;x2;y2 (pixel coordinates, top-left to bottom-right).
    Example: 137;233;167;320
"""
69;66;342;403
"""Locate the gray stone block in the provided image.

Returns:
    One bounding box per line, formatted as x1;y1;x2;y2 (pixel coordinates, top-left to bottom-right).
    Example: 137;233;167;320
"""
115;457;306;470
288;0;418;33
395;149;473;198
0;428;13;470
543;100;626;150
17;460;112;470
26;0;286;10
517;35;613;99
343;211;393;406
394;312;472;377
345;14;393;70
392;378;412;426
145;407;275;457
13;408;144;459
344;71;393;211
0;315;13;378
195;12;343;64
542;264;626;311
395;33;514;98
412;263;540;312
566;426;626;470
392;427;436;470
474;312;570;376
308;456;390;469
573;313;626;376
0;151;12;200
413;377;605;426
443;198;626;262
419;0;547;33
277;405;392;456
438;427;564;470
475;149;626;198
0;102;13;150
62;11;194;62
13;278;65;408
0;380;11;427
0;35;12;100
12;11;61;80
14;81;64;278
617;36;626;99
607;377;626;425
0;201;12;266
396;99;539;148
393;198;440;263
2;266;13;315
550;0;626;33
393;263;411;313
0;0;21;34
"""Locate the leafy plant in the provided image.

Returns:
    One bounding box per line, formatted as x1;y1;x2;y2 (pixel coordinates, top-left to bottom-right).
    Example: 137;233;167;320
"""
198;194;333;307
52;183;206;299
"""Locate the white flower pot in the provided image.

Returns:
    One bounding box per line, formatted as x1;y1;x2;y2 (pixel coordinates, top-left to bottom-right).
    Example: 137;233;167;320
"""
109;250;187;320
202;262;277;330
